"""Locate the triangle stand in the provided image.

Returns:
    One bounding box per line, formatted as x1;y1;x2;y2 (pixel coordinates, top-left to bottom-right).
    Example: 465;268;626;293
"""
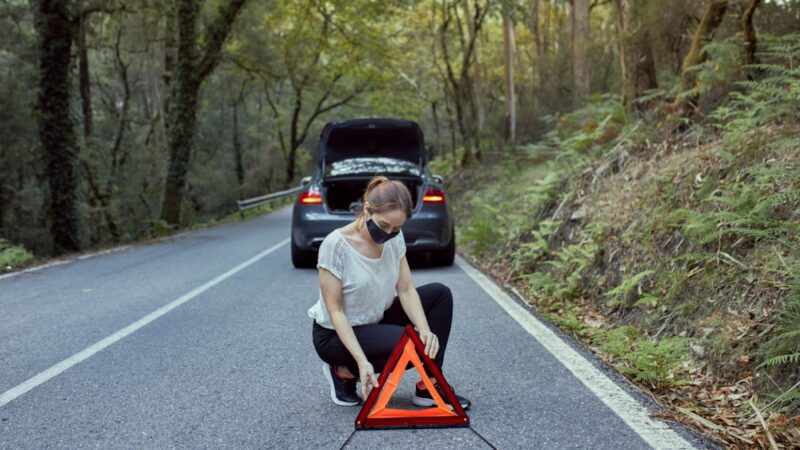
354;325;469;430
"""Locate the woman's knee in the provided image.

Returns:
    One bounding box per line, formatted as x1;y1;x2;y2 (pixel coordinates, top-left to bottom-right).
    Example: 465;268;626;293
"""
430;282;453;308
417;282;453;318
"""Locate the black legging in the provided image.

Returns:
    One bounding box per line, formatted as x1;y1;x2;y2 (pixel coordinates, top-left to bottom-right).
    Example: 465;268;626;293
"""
312;282;453;378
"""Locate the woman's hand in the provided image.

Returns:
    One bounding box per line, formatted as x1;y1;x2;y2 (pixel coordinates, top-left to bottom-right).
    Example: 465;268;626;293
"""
419;330;439;359
358;361;379;400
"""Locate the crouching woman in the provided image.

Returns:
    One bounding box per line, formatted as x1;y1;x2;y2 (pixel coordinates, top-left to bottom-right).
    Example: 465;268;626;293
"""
308;175;471;409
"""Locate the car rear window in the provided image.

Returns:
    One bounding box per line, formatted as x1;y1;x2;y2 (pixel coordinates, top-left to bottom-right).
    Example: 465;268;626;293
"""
324;157;421;177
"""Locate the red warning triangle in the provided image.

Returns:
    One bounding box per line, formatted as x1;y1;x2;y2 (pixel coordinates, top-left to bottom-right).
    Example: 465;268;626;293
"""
355;325;470;429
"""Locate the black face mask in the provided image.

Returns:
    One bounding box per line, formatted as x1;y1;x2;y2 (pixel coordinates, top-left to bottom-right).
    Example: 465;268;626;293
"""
366;214;400;244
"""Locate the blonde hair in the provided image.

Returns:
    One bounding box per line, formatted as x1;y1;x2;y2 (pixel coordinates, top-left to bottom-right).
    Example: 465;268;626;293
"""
356;175;413;229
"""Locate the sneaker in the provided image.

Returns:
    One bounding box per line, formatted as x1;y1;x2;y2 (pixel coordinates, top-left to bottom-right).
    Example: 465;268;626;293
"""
322;363;361;406
412;381;471;410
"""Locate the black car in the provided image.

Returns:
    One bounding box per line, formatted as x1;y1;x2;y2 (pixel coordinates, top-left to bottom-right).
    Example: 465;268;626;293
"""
291;118;455;268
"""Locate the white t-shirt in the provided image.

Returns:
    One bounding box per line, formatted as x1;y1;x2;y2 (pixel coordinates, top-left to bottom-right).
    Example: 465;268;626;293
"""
308;228;406;330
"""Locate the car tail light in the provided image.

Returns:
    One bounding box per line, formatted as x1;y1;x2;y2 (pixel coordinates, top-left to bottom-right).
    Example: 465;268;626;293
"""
422;188;445;203
299;190;323;205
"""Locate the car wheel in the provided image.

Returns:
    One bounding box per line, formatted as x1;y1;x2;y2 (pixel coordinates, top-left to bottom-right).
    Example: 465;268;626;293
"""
292;237;317;268
430;228;455;267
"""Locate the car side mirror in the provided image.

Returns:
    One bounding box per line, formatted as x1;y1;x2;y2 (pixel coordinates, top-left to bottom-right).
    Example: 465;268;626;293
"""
300;176;312;187
431;174;444;184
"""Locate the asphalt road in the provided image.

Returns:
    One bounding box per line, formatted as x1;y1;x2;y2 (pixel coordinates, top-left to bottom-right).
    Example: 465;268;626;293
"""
0;205;716;449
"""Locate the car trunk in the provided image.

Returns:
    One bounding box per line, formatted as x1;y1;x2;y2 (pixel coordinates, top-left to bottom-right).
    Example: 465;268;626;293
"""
322;176;422;214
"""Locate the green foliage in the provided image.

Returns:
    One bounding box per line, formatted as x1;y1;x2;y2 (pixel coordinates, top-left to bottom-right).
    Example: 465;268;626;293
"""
752;250;800;411
685;38;746;97
533;95;626;162
759;352;800;369
510;219;558;270
668;160;800;249
147;219;174;239
523;240;598;303
427;149;464;179
600;326;690;387
461;203;503;257
0;239;35;270
604;270;656;307
710;34;800;143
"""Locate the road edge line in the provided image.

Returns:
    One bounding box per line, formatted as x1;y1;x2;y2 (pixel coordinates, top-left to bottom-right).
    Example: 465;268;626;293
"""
0;238;289;409
454;254;695;450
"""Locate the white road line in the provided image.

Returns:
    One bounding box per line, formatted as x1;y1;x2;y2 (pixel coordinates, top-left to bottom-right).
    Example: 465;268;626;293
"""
0;238;289;409
455;255;695;450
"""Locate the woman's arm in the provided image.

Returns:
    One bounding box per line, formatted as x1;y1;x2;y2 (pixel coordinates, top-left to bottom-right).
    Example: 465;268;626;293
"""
319;267;379;396
395;256;439;359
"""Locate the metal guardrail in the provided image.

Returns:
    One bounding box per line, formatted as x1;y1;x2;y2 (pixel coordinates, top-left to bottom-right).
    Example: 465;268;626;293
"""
237;178;310;215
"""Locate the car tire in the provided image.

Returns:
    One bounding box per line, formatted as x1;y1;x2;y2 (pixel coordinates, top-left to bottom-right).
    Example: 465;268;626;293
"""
430;228;455;267
292;237;317;268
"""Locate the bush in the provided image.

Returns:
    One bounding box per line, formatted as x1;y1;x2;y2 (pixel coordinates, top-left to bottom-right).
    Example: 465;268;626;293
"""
0;238;35;271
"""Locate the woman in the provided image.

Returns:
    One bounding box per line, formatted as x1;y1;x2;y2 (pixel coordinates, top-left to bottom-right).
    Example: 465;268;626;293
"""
308;175;471;409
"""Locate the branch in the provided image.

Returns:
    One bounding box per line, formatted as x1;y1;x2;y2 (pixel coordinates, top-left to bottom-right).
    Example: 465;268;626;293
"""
197;0;249;82
263;82;289;162
229;57;282;82
590;0;612;11
458;0;489;82
440;0;459;90
71;0;126;23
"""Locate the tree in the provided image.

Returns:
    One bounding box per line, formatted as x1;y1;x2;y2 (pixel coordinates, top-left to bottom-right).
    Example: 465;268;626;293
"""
33;0;80;253
675;0;729;110
529;0;545;99
570;0;590;107
502;7;516;143
462;0;485;133
615;0;658;112
741;0;762;67
161;0;249;225
230;0;385;185
437;0;489;165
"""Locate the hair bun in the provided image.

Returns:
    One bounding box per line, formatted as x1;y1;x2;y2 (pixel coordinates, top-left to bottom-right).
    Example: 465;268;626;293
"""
365;175;390;195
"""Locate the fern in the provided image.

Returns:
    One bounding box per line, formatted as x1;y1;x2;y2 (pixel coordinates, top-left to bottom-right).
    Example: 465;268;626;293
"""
599;326;690;387
604;270;656;306
710;33;800;141
758;353;800;369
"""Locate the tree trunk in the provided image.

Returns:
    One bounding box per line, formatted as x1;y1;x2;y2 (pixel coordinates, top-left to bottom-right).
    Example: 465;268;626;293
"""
530;0;545;101
444;94;457;159
162;2;175;137
462;0;484;133
531;0;542;60
77;15;92;139
676;0;729;108
741;0;761;67
502;11;516;143
570;0;590;108
161;0;248;225
34;0;80;254
431;100;441;160
616;0;658;112
162;0;201;226
233;97;244;196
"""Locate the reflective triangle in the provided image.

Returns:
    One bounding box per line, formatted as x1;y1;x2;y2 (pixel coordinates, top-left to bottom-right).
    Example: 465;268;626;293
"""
355;325;470;429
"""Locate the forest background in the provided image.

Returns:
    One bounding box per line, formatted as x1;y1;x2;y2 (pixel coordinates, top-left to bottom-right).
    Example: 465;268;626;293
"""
1;0;799;447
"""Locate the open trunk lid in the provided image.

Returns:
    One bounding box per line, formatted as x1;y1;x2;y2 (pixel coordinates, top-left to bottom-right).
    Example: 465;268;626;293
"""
318;119;426;171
